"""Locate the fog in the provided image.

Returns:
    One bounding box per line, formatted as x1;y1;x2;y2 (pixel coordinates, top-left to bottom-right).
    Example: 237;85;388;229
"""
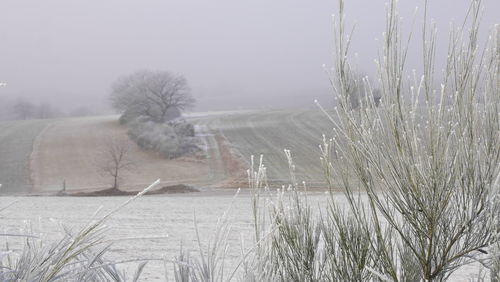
0;0;498;114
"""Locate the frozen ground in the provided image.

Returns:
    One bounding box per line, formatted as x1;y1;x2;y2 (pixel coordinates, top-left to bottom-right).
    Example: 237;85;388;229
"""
0;192;485;281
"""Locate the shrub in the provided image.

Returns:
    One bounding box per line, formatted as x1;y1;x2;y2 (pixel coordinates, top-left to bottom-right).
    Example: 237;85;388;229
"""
172;0;500;281
0;181;160;281
320;0;500;280
127;116;201;159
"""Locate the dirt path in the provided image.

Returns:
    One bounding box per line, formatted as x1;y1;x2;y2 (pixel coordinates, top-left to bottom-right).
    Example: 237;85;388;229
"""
31;116;222;193
0;119;51;194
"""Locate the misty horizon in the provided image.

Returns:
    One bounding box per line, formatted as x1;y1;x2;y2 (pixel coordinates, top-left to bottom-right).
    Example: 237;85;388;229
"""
1;0;498;115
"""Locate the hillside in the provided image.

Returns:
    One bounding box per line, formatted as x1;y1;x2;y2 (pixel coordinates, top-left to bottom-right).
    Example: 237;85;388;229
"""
30;115;228;193
192;109;335;187
0;110;335;195
0;119;51;194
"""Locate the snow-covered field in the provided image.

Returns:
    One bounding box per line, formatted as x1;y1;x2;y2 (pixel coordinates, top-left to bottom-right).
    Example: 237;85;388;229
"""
0;192;483;281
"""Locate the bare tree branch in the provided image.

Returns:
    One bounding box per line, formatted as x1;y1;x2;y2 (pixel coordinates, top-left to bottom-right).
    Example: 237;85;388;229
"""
109;70;195;123
95;136;136;190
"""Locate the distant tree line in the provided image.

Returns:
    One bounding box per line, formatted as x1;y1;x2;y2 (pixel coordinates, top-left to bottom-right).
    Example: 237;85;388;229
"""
0;98;95;121
12;100;61;120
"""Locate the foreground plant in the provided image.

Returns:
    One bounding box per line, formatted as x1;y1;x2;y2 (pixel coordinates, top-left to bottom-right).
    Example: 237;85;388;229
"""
319;0;500;280
0;180;160;281
172;0;499;281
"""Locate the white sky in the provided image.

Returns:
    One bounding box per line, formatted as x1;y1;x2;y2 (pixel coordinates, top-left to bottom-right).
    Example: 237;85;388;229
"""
0;0;498;112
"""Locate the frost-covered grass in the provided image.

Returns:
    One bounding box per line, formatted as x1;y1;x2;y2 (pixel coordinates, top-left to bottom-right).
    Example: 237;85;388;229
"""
0;181;160;281
172;0;500;281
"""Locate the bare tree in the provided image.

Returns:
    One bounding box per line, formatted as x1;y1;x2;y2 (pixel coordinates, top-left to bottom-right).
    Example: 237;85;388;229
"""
70;106;93;117
12;99;35;120
36;102;60;119
95;136;135;190
110;70;195;123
